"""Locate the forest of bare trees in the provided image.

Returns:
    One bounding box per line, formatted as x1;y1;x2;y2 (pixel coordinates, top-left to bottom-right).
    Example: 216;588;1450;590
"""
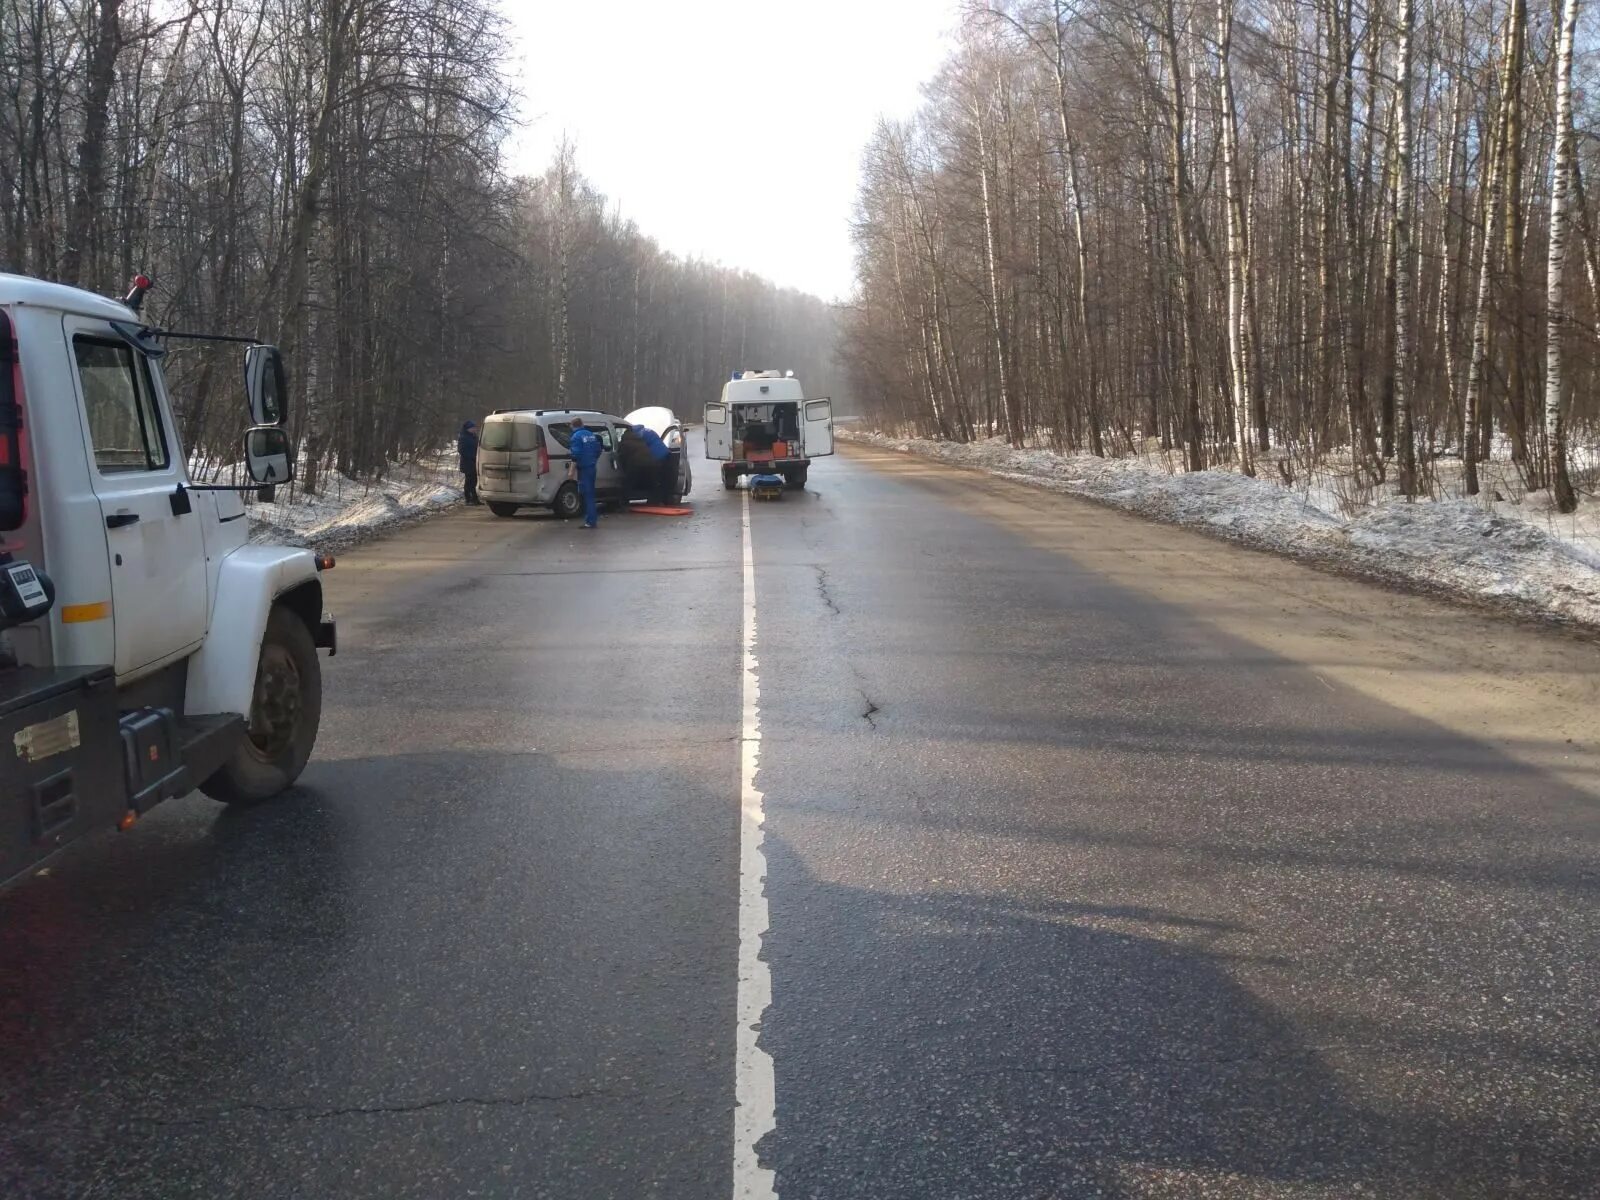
842;0;1599;512
1;0;836;491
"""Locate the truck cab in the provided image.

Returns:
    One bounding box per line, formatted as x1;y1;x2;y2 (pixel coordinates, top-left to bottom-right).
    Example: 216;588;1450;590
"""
0;272;334;887
704;370;833;489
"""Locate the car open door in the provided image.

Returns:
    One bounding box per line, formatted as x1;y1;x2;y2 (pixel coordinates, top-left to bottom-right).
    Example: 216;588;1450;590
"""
704;402;731;460
802;398;834;458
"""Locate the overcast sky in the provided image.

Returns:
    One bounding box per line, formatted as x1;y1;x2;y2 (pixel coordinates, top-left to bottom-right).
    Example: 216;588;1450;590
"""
504;0;960;303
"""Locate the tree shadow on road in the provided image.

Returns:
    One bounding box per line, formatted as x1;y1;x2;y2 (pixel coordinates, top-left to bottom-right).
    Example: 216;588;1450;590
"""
0;750;742;1200
756;833;1599;1199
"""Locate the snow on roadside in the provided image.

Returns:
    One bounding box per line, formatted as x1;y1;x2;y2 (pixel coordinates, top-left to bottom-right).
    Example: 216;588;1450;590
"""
842;431;1600;630
240;457;462;550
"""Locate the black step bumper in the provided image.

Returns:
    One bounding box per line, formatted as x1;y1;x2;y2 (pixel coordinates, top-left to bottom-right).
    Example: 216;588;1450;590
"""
316;613;337;657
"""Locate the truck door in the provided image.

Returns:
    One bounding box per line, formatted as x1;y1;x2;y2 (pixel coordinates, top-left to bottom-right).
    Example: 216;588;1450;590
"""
64;317;209;677
802;398;834;458
704;402;731;460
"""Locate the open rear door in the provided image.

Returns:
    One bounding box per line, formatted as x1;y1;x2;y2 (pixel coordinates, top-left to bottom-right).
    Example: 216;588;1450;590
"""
704;402;732;460
802;398;834;458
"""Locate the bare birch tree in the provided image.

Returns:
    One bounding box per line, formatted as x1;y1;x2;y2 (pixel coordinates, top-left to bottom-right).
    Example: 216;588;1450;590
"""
1218;0;1252;475
1393;0;1418;496
1545;0;1580;512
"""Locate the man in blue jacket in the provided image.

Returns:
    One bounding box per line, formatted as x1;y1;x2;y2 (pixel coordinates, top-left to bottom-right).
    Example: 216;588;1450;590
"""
629;423;674;503
457;420;480;506
566;417;605;528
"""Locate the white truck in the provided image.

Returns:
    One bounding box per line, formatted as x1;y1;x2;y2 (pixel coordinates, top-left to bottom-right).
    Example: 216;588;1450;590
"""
704;370;834;489
0;271;335;889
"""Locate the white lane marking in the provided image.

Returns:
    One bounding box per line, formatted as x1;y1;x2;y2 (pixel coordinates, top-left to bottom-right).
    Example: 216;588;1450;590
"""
734;489;779;1199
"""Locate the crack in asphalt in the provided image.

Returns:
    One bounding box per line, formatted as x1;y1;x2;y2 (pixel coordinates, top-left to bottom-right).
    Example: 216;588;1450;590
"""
814;565;840;615
859;691;881;729
131;1088;622;1127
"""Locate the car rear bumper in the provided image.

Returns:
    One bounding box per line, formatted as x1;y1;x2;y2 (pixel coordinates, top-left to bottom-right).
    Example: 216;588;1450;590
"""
477;476;553;504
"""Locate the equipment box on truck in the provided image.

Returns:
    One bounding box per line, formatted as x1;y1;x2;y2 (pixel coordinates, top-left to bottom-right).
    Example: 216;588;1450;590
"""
0;271;335;890
704;370;833;490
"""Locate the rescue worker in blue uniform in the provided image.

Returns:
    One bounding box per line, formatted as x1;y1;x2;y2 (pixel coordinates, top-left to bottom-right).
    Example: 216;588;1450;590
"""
630;423;673;503
566;417;605;528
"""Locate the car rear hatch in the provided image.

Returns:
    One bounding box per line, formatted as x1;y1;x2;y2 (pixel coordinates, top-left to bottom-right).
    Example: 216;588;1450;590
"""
479;417;545;496
478;418;514;483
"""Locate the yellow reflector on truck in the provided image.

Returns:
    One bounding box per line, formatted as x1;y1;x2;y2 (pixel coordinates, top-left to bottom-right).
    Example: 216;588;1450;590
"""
60;601;111;623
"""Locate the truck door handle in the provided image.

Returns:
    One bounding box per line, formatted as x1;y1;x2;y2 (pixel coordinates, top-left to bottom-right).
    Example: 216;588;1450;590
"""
105;512;140;529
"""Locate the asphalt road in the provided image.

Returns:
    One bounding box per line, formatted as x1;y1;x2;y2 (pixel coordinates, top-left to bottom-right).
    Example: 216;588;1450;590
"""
2;438;1598;1199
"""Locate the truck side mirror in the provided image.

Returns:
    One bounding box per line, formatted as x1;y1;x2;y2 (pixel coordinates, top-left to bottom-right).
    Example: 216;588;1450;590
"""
244;344;287;426
244;425;293;486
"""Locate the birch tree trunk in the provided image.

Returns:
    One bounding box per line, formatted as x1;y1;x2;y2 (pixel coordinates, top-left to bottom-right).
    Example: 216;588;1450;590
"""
1218;0;1253;475
279;0;358;367
1049;0;1102;456
1545;0;1580;512
60;0;122;286
279;0;361;496
1160;0;1206;471
1502;0;1532;470
1465;84;1509;497
974;87;1017;446
1393;0;1418;496
553;140;576;407
1437;84;1465;447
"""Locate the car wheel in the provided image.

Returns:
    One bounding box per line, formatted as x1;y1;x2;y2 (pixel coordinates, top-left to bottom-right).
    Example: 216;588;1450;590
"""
200;606;322;805
784;467;808;489
487;501;518;518
552;484;583;519
722;467;739;491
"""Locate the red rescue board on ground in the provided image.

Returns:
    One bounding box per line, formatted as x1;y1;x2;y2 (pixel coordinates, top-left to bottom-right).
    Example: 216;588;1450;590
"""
628;505;693;516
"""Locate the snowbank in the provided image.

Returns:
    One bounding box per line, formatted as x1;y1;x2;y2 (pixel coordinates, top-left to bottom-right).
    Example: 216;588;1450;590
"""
842;432;1600;630
237;458;463;550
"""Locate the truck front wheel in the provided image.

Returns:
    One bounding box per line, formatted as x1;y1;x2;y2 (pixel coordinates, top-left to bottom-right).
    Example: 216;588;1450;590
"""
200;606;323;806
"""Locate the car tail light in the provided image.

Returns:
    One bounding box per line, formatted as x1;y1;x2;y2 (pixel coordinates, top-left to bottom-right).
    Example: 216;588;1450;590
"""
538;445;550;475
0;310;27;532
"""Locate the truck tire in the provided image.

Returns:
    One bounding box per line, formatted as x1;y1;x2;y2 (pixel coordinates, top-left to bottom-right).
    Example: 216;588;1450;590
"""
552;483;583;519
722;467;739;490
784;467;808;489
200;606;322;806
487;501;518;517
